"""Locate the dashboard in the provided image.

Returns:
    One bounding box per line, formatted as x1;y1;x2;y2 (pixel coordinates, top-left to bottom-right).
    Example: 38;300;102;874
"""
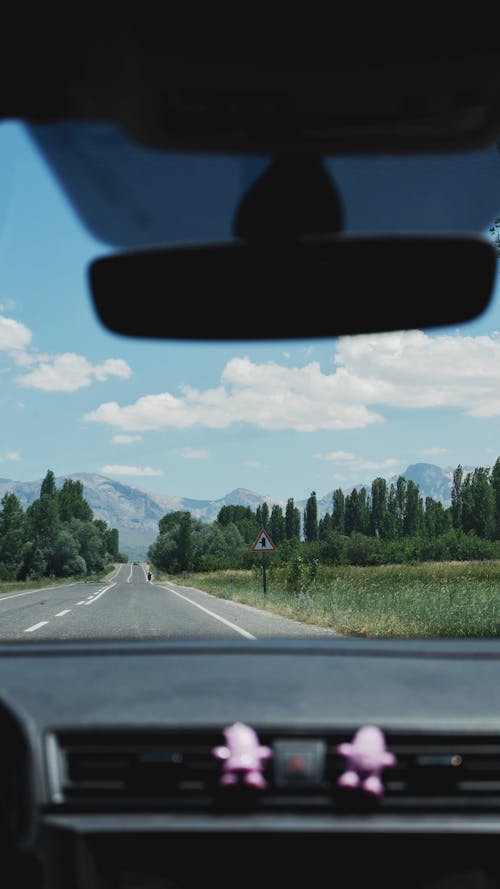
4;637;500;888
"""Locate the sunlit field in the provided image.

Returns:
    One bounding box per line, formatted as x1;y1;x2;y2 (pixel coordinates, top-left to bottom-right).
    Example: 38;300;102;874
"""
165;561;500;638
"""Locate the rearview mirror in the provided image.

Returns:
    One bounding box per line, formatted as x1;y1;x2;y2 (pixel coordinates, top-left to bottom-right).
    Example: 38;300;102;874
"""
89;235;496;340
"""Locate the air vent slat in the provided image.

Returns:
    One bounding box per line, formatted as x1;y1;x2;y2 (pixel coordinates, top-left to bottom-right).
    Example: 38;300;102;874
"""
45;729;500;815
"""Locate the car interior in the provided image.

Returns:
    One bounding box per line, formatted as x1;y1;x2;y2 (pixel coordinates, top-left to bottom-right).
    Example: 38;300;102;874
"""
4;33;500;889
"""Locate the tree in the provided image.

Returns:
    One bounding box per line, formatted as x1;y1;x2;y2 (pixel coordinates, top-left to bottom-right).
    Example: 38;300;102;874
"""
68;519;106;573
468;467;495;539
58;479;93;522
104;527;120;560
395;476;406;537
490;457;500;538
403;480;422;537
331;489;345;534
40;469;57;498
159;511;191;536
451;464;464;530
370;478;387;537
51;530;86;576
216;505;259;543
345;488;370;536
285;498;301;540
19;543;46;580
269;504;285;545
304;491;318;542
0;493;26;577
26;494;60;555
191;521;245;571
318;512;333;540
177;512;192;571
148;531;178;573
424;497;450;538
256;502;270;529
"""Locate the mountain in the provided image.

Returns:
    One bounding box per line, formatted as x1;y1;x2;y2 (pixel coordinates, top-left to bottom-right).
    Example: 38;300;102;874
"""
298;462;476;517
0;475;280;560
396;463;470;507
0;463;476;558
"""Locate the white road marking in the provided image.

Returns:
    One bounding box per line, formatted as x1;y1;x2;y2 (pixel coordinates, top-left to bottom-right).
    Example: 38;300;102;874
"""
55;610;71;617
84;582;116;605
0;582;80;603
162;584;256;639
127;564;133;583
77;600;86;605
24;621;48;633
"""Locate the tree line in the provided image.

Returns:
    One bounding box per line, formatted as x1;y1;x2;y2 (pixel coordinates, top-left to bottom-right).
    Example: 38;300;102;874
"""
0;470;125;581
148;458;500;573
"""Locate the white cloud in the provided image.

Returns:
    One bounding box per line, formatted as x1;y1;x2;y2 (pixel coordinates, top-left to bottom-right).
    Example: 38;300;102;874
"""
84;357;383;432
0;310;132;392
16;401;25;409
332;330;500;415
4;451;21;462
0;300;16;312
112;434;143;444
180;447;209;460
17;353;132;392
100;464;164;477
419;447;448;456
313;450;356;462
84;330;500;434
313;451;401;473
0;314;32;358
93;359;132;382
242;460;263;470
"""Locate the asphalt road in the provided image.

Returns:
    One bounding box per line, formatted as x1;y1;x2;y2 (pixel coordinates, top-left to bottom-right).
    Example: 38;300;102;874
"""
0;563;337;641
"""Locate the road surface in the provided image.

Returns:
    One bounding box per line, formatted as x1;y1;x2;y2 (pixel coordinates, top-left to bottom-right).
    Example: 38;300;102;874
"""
0;563;337;641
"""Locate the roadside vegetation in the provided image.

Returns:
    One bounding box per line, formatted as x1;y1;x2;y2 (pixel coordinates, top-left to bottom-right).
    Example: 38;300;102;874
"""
0;564;117;597
0;470;126;582
148;459;500;637
159;562;500;638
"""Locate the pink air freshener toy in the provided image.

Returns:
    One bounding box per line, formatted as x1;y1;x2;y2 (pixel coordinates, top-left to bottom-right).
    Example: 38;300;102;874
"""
337;725;396;796
213;722;272;789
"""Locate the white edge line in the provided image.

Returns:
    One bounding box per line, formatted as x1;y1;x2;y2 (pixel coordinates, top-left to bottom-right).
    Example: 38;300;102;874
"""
162;584;256;640
0;581;81;603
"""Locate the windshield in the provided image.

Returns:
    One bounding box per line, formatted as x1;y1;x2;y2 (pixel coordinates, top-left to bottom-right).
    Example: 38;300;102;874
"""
2;120;500;641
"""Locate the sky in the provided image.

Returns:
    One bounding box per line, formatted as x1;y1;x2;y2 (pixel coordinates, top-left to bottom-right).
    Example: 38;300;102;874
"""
2;121;500;504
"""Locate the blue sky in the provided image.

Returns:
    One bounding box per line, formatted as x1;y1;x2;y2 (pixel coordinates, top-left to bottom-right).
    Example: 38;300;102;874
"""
2;121;500;503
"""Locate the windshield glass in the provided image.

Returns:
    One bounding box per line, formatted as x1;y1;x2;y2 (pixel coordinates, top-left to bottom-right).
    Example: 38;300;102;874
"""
2;120;500;641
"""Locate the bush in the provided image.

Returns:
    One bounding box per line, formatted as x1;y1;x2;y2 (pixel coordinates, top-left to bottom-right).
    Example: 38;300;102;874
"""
346;532;383;566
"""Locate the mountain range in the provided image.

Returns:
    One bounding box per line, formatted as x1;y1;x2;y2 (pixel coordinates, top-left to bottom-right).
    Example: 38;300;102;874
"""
0;463;471;560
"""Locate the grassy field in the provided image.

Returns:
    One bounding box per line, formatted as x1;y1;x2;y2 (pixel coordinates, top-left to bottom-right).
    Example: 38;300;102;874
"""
159;561;500;638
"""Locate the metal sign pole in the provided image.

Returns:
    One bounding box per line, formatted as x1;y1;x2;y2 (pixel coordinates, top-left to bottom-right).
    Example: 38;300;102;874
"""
251;528;275;596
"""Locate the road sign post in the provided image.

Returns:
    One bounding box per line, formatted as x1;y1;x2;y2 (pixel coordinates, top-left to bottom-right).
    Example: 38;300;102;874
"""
251;528;276;595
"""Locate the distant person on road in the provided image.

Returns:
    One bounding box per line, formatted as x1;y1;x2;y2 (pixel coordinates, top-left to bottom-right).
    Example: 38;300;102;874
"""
147;571;152;582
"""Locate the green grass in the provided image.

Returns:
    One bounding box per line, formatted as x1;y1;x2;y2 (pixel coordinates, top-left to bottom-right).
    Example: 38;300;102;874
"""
0;564;117;597
159;562;500;638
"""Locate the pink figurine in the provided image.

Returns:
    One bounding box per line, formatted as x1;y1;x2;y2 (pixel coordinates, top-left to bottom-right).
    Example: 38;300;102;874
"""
337;725;396;796
212;722;272;789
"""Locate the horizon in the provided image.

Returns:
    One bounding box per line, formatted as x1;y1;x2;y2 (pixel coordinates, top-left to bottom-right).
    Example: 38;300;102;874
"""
0;459;481;508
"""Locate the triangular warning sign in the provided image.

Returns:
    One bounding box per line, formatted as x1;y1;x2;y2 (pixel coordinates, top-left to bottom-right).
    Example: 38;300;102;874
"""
251;528;276;552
